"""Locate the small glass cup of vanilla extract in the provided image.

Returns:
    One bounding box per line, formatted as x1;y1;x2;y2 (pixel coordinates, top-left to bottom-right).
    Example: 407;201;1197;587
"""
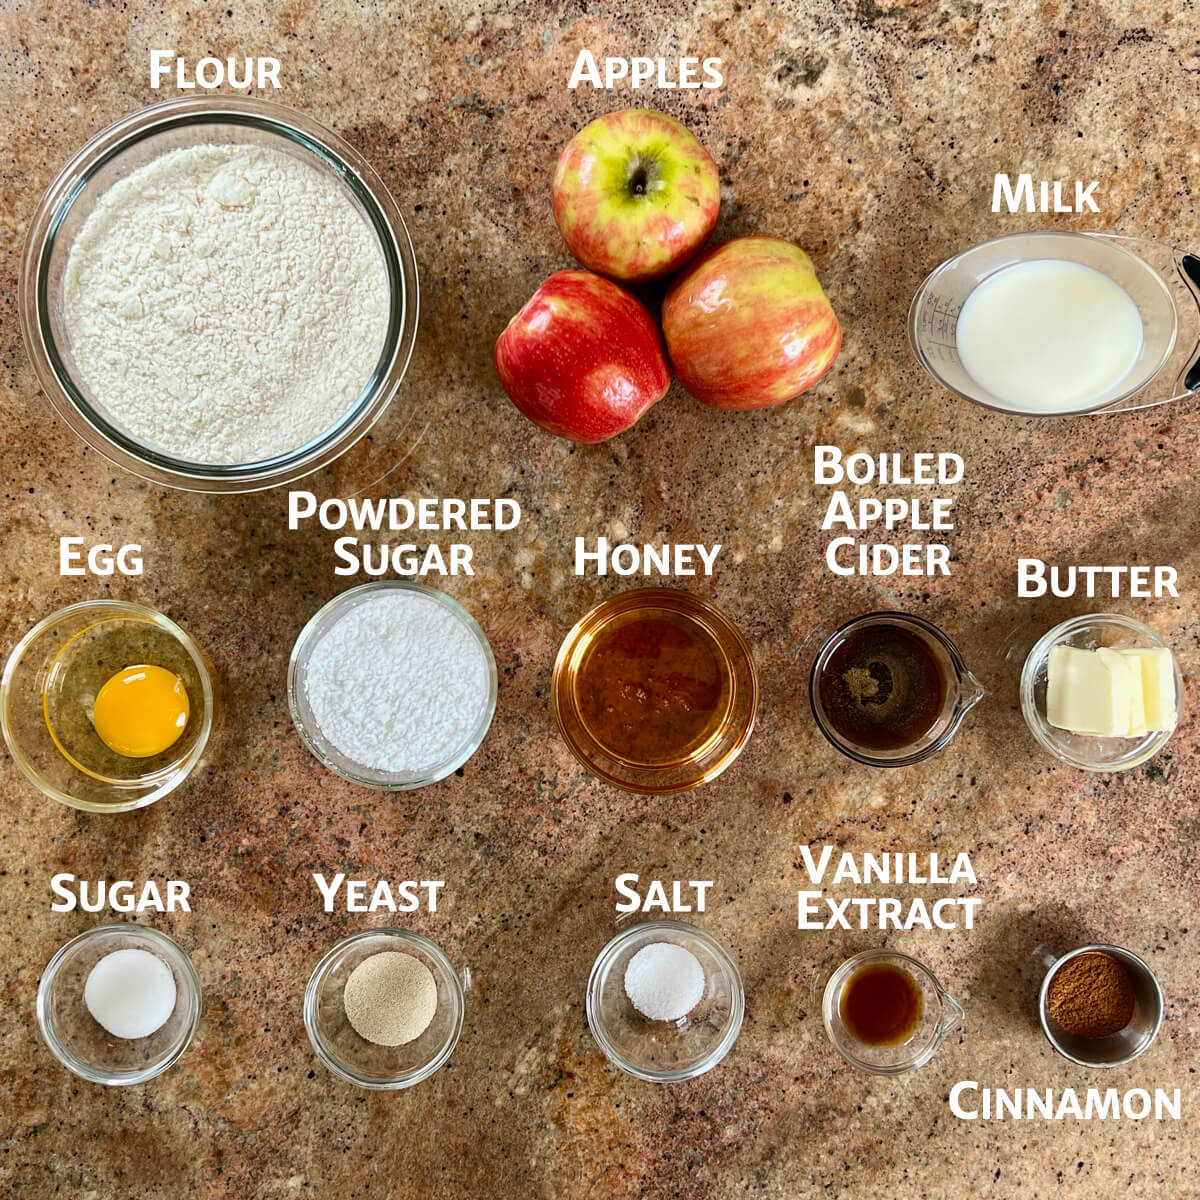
809;612;983;767
822;949;964;1075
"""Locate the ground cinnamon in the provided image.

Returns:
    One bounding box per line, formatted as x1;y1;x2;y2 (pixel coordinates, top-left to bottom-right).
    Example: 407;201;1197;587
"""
1046;951;1135;1038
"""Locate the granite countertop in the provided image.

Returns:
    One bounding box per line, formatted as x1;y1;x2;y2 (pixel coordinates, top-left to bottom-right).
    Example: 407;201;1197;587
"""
1;1;1197;1196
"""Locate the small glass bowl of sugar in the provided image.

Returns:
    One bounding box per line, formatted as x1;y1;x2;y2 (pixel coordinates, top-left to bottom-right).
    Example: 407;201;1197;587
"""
586;920;744;1083
36;924;201;1085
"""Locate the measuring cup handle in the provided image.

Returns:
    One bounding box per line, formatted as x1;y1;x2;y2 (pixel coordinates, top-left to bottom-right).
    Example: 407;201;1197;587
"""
1100;249;1200;413
1030;942;1059;972
1180;255;1200;392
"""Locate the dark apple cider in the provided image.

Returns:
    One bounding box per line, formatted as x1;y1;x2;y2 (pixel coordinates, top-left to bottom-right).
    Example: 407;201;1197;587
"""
816;622;946;751
574;610;732;767
840;962;924;1047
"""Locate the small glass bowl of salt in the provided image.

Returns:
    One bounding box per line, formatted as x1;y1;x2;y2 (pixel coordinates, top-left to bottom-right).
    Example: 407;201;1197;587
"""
36;924;201;1085
586;920;744;1083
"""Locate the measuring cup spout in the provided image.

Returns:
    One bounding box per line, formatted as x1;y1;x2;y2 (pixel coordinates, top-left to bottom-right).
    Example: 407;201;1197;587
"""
935;990;965;1041
960;670;985;713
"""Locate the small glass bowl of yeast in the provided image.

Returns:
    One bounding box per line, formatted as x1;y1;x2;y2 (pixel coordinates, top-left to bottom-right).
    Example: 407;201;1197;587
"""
37;924;202;1085
20;96;419;493
586;920;744;1083
1021;613;1182;772
0;600;215;812
304;929;465;1090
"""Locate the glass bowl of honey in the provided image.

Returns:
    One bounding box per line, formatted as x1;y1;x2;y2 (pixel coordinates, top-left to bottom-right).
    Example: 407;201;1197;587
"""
0;600;215;812
552;588;758;795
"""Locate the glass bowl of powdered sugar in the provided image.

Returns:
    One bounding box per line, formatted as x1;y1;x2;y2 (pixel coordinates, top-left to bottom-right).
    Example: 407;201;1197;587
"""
288;581;498;789
586;920;744;1083
21;96;418;492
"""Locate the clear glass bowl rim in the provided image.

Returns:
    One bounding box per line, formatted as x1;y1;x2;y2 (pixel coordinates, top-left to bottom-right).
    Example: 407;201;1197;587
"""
0;598;215;813
585;918;745;1083
36;922;202;1086
287;580;498;791
303;927;465;1090
19;95;420;493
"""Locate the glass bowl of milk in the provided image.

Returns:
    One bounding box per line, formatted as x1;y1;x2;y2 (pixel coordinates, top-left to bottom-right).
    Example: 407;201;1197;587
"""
909;231;1200;416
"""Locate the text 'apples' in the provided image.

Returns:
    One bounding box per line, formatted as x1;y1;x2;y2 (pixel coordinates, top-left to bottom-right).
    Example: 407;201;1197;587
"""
494;270;671;444
663;236;842;409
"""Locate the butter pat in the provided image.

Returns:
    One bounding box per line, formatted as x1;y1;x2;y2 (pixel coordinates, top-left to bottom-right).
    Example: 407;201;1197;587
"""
1097;647;1146;738
1047;644;1123;735
1118;646;1178;732
1047;641;1178;738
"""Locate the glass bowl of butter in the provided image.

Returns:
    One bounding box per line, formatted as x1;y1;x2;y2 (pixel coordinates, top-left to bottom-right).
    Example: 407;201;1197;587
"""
1021;614;1182;772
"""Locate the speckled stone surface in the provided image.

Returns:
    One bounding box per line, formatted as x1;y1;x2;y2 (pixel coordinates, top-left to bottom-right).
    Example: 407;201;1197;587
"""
0;1;1197;1196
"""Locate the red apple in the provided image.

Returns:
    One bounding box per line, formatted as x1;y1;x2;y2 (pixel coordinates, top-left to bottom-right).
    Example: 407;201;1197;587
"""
662;237;842;409
552;109;720;283
494;270;671;443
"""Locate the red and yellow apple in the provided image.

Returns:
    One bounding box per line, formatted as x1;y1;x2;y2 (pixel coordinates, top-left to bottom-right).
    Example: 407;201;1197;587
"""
662;237;841;409
552;109;720;283
494;270;671;443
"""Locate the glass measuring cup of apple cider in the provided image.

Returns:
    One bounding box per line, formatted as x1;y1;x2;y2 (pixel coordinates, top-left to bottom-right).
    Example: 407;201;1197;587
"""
809;612;983;767
822;950;964;1075
552;588;757;794
908;231;1200;416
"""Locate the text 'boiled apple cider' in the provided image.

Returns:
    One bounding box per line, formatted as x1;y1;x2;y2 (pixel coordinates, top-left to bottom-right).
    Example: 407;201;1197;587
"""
815;447;964;578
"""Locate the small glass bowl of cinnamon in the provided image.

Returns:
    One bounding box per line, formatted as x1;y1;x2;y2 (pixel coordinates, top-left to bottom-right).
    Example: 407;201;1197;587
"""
552;588;757;795
1038;944;1163;1068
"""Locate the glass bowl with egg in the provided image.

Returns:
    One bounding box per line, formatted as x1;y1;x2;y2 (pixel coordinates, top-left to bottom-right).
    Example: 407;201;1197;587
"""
20;96;419;493
0;599;215;812
1020;613;1182;771
36;924;202;1086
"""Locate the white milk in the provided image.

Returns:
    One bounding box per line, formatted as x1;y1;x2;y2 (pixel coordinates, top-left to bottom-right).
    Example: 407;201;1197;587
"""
954;259;1144;413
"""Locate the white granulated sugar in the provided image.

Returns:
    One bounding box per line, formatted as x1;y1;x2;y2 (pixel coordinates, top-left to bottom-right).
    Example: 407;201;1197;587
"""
624;942;706;1022
63;142;389;465
305;592;490;774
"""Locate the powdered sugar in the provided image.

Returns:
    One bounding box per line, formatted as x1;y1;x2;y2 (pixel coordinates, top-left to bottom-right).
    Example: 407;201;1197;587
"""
63;142;389;465
304;591;491;774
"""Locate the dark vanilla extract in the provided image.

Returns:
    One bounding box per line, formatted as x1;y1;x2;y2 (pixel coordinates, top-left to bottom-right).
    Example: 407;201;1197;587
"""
840;962;924;1047
818;622;946;751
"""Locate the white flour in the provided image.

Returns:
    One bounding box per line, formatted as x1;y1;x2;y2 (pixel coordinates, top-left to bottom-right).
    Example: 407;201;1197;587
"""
63;142;390;465
305;591;491;774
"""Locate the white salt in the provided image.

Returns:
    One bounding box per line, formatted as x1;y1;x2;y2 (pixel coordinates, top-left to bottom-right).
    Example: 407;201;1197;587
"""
84;948;177;1040
304;591;491;774
624;942;705;1022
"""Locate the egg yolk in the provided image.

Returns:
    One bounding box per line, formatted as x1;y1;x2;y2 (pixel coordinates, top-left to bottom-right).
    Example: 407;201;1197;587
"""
92;665;189;758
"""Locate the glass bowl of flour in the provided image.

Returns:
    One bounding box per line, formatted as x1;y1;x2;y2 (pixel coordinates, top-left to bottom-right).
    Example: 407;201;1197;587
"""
21;97;418;492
